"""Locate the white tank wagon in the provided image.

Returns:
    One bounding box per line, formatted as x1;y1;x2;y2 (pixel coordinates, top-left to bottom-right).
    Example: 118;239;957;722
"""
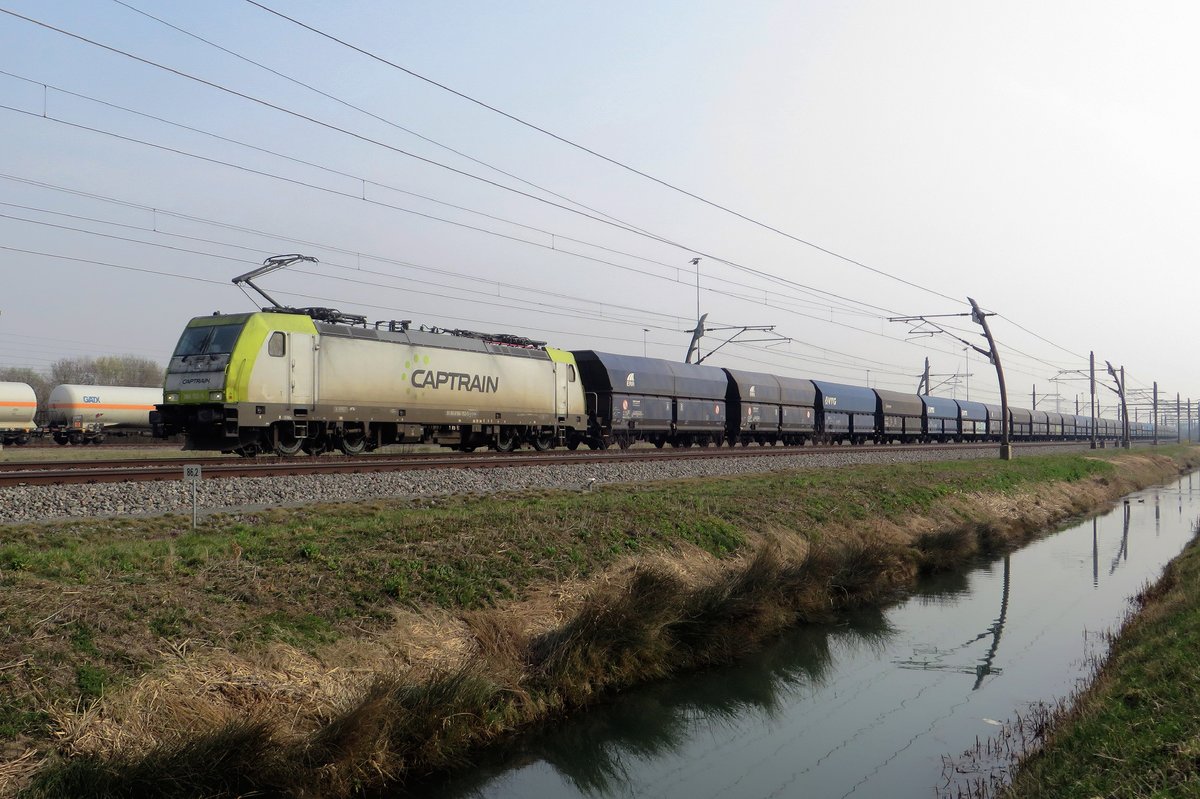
156;311;587;456
47;384;162;445
0;381;38;445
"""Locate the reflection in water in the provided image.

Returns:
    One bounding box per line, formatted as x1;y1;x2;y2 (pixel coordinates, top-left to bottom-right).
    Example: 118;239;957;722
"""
972;555;1009;690
408;610;893;799
1111;503;1131;575
398;479;1200;799
893;556;1010;689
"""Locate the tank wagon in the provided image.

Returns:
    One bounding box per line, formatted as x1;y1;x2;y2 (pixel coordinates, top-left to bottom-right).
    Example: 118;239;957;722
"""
45;384;161;445
153;303;1157;455
0;381;38;446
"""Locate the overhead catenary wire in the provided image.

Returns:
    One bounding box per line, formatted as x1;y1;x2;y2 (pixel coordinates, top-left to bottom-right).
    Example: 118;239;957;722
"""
246;0;965;306
0;94;882;324
0;164;1075;388
0;209;931;379
3;3;891;320
0;9;1129;393
109;0;659;238
0;185;1032;380
0;60;898;324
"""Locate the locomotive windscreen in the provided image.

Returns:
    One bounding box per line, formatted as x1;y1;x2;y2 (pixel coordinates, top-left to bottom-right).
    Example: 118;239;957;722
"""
172;322;244;357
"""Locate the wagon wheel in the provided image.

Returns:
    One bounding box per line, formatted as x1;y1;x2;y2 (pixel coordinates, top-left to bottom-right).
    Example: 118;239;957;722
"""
566;438;580;451
617;435;632;450
654;437;666;449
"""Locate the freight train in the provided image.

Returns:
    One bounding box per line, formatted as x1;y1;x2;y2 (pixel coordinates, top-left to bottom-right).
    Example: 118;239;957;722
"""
0;382;160;445
152;308;1164;456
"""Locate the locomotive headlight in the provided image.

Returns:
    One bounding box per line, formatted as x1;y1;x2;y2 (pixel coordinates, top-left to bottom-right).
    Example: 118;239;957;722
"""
165;392;179;403
209;391;224;402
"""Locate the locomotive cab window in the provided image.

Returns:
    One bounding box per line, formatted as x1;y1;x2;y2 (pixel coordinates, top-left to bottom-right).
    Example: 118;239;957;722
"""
172;323;244;357
268;332;286;357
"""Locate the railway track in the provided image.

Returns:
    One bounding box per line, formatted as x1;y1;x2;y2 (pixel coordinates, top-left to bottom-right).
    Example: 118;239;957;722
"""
0;440;1098;488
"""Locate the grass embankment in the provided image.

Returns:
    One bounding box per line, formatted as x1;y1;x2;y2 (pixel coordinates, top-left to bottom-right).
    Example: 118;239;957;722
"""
2;447;1197;797
1005;519;1200;798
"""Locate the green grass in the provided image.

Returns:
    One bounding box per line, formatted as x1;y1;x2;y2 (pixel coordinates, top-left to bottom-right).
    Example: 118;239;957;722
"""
2;446;1195;798
1007;533;1200;798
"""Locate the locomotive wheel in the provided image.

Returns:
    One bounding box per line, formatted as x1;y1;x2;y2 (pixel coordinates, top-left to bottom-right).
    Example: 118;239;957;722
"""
495;429;518;452
654;438;665;449
91;435;105;446
339;431;367;455
302;437;328;456
531;433;554;451
236;444;261;457
274;435;303;457
617;436;632;450
566;438;580;450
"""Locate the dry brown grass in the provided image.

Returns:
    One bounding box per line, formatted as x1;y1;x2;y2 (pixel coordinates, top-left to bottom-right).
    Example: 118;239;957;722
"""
11;448;1200;798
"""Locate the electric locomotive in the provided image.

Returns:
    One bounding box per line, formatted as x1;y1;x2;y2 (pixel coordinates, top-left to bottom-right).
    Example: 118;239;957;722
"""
154;309;586;456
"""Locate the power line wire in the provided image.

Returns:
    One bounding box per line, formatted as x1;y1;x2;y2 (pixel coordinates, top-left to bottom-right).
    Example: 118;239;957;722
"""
109;0;657;238
246;0;964;306
0;90;882;324
2;5;971;330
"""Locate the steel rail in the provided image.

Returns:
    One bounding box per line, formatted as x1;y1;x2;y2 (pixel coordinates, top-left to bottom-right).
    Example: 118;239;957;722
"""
0;440;1094;488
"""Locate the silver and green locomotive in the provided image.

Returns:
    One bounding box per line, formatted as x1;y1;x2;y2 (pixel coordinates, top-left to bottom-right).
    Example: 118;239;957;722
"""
155;309;587;456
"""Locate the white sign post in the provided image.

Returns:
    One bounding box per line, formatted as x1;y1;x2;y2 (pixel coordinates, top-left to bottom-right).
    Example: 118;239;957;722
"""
184;465;202;529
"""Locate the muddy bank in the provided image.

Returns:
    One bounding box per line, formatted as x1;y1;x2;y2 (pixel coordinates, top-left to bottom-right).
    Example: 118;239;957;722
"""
7;448;1199;798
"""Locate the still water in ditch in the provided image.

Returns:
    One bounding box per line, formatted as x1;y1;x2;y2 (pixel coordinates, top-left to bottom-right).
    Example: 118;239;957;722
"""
419;474;1200;799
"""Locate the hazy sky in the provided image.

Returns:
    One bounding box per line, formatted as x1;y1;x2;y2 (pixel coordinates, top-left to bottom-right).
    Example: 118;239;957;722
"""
2;1;1196;420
